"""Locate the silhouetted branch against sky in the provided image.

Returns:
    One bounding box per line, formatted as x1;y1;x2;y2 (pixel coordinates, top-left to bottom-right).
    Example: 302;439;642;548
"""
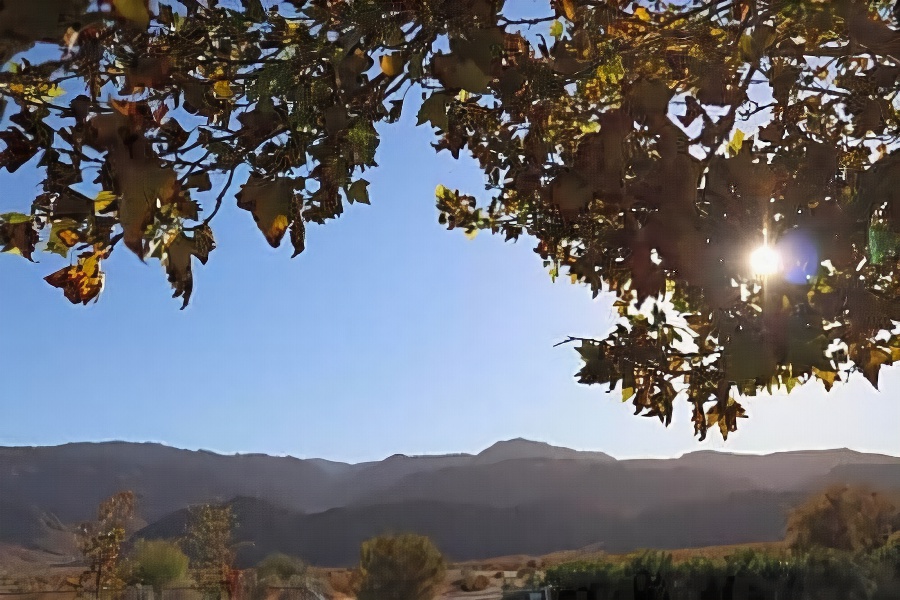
2;0;900;447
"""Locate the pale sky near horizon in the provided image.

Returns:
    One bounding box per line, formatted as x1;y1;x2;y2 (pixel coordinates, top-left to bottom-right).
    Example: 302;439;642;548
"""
2;1;900;465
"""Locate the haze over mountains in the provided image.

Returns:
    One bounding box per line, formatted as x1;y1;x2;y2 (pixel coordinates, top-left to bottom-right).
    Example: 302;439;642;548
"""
1;439;899;568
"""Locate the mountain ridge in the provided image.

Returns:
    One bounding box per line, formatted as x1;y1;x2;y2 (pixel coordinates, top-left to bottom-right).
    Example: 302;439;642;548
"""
2;439;899;568
9;438;898;463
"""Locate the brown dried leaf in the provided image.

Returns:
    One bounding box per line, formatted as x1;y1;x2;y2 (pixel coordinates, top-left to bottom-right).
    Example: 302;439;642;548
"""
236;175;297;248
44;250;107;304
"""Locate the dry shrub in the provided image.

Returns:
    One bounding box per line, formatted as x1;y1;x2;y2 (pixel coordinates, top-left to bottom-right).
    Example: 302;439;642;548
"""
461;574;490;592
494;571;503;579
517;567;535;578
328;570;361;596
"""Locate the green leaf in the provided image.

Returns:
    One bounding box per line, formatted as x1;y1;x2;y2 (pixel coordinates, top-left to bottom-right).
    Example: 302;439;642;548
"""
46;219;81;257
417;93;452;131
0;212;31;224
432;54;493;93
112;0;150;28
550;20;564;38
739;34;759;62
346;179;370;205
868;223;900;265
346;122;379;166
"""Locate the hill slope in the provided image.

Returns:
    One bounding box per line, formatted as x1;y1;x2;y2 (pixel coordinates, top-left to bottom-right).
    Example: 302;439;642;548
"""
2;440;898;564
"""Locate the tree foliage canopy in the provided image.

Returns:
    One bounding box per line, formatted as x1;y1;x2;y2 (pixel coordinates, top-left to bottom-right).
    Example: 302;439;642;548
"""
131;539;190;594
2;0;900;438
77;490;136;593
182;503;236;598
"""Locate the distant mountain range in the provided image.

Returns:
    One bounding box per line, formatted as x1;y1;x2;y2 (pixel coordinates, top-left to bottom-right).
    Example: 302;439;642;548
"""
1;439;899;568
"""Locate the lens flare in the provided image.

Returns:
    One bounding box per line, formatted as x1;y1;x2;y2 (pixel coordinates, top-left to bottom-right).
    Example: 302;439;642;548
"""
750;245;781;276
776;229;819;284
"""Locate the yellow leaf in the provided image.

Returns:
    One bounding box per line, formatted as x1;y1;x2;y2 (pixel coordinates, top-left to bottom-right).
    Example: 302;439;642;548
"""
561;0;577;20
622;386;635;401
727;129;745;156
634;7;651;21
811;367;838;390
44;84;65;98
464;228;478;240
213;80;233;98
112;0;150;28
379;53;404;77
435;184;453;200
94;191;117;214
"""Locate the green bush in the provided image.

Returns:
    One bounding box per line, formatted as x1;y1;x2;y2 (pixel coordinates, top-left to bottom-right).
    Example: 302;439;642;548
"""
669;557;725;600
356;533;446;600
862;538;900;600
543;559;623;590
131;539;189;595
256;553;307;582
624;549;674;578
793;547;875;600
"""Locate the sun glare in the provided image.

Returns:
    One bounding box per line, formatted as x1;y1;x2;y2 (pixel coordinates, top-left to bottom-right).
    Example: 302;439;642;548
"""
750;245;781;277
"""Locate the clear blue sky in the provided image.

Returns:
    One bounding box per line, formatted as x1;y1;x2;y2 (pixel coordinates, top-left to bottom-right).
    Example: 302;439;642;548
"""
1;2;899;464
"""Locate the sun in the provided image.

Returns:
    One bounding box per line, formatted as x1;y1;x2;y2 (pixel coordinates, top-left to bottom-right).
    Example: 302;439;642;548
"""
750;245;781;277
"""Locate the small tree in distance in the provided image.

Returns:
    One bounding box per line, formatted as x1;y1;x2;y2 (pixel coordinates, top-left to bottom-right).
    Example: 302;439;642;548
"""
357;533;446;600
183;504;237;600
132;539;189;596
77;491;136;596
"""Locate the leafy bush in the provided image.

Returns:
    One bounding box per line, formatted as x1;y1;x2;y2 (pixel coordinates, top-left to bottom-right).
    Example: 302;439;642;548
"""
131;539;189;595
256;553;307;582
794;547;875;600
668;557;725;600
624;549;674;579
356;533;446;600
543;558;625;595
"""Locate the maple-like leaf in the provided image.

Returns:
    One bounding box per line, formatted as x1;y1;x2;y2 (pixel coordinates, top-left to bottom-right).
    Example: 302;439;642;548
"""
236;175;298;248
44;250;107;305
161;225;215;309
0;213;39;260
